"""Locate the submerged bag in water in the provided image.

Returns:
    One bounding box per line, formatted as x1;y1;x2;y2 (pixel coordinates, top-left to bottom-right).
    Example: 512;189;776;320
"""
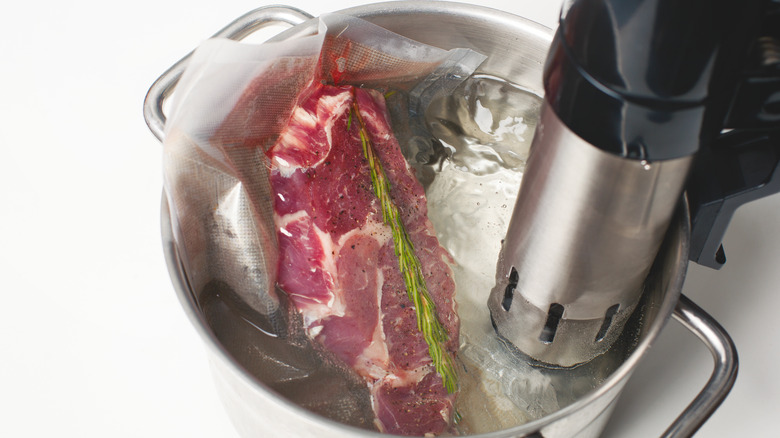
162;13;484;435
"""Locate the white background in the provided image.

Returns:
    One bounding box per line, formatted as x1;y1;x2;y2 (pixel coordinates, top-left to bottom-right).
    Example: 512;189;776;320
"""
1;0;778;436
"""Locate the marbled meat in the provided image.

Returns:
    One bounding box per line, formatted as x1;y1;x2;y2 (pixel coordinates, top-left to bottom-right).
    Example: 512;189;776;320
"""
267;83;459;436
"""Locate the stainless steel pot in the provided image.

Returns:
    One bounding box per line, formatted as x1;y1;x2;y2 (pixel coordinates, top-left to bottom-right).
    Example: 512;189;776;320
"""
144;3;738;437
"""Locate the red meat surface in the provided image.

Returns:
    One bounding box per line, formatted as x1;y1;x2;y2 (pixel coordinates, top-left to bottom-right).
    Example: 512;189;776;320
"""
267;83;459;436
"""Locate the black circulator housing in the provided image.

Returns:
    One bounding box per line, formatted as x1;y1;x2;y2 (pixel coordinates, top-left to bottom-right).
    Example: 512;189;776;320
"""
543;0;768;161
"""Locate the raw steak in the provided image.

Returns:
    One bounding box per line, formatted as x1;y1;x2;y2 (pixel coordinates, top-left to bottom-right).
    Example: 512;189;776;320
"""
267;83;459;435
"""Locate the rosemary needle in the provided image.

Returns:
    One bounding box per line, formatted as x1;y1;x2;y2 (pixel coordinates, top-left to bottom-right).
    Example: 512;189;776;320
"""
350;90;458;394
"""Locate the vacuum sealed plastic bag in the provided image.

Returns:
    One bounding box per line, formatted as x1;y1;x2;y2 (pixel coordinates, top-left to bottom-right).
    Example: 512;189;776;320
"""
162;13;485;435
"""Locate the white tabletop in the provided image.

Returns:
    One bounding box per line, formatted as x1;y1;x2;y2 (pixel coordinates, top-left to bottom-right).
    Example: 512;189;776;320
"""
2;1;777;436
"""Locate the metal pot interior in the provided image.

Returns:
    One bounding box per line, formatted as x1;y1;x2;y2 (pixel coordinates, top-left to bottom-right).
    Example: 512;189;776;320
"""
162;2;690;436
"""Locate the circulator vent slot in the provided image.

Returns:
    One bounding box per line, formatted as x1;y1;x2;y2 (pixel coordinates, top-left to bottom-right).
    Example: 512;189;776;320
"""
501;266;519;311
595;304;620;343
539;303;564;344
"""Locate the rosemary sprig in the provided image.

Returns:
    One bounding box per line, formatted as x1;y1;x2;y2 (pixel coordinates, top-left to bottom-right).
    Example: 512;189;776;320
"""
350;90;458;394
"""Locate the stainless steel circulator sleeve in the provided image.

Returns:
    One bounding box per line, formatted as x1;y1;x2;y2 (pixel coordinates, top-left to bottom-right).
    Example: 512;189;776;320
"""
488;104;692;367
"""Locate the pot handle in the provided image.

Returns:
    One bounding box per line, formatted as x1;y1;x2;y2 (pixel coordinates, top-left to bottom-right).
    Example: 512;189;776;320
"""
143;5;314;142
660;294;739;438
